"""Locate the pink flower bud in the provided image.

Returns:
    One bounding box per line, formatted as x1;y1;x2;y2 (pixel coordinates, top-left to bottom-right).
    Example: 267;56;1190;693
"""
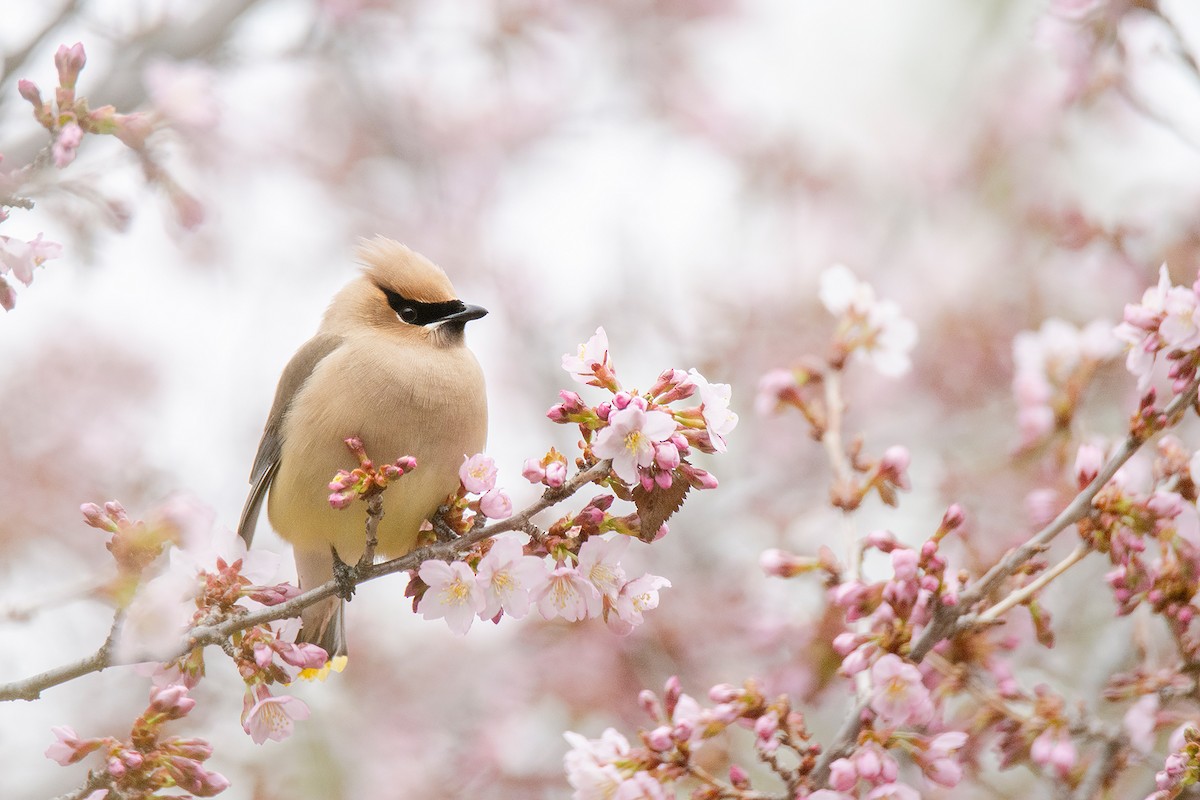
595;401;611;421
80;502;115;531
671;719;695;742
638;689;662;719
832;632;860;656
17;79;42;106
612;391;633;410
253;644;273;669
54;43;87;89
329;491;354;510
107;756;125;778
545;459;567;488
940;503;965;533
829;757;858;792
728;763;750;789
708;683;740;703
639;472;656;492
646;725;674;751
653;470;672;489
150;684;196;719
891;548;918;581
654;441;681;470
879;445;912;489
664;675;682;716
521;458;546;484
479;489;513;520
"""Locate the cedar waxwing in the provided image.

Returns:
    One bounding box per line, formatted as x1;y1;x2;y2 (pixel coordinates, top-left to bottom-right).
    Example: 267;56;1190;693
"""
237;237;488;659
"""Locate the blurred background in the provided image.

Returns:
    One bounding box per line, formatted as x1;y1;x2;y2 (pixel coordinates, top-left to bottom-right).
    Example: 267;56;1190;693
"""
3;0;1200;797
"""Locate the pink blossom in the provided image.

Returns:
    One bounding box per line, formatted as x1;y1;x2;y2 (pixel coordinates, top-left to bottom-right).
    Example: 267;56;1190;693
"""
0;233;63;286
45;726;97;765
869;654;934;728
460;453;497;493
578;535;629;599
608;573;671;634
417;560;485;634
479;488;513;519
1159;286;1200;350
476;536;546;619
1075;443;1104;486
820;265;918;376
562;326;612;385
1114;265;1173;388
593;401;677;483
686;368;738;452
534;565;602;621
240;686;310;744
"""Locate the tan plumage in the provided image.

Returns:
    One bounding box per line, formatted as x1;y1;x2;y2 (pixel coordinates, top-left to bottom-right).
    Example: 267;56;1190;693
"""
238;237;488;658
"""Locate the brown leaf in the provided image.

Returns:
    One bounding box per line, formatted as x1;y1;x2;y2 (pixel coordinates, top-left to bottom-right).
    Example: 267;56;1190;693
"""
631;474;691;542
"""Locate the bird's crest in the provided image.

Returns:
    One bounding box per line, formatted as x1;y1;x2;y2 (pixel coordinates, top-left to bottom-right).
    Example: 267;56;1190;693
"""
355;236;456;303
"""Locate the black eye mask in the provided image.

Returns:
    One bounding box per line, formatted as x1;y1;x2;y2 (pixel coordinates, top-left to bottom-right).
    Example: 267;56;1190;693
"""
379;286;469;326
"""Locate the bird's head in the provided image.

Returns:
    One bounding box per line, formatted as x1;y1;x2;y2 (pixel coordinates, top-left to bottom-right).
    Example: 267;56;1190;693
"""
324;236;487;344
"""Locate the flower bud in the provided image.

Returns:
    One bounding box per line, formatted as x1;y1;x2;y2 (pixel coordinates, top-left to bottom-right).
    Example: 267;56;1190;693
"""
54;43;87;89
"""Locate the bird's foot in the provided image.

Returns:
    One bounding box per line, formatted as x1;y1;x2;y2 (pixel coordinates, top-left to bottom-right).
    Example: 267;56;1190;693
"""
432;505;460;543
330;547;358;601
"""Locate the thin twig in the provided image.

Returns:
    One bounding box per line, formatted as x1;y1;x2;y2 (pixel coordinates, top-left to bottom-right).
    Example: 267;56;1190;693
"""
978;543;1091;624
0;459;612;702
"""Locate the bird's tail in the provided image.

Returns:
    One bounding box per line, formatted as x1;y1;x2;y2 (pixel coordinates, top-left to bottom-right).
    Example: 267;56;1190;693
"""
298;596;347;660
294;549;348;663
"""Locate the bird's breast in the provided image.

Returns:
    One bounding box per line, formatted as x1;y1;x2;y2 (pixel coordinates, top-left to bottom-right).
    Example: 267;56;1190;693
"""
268;335;487;560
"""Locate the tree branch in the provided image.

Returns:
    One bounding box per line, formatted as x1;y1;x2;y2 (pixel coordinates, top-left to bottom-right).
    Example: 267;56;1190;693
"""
0;459;612;702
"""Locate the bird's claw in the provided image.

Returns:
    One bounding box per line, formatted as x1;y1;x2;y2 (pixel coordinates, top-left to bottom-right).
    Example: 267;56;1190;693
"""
330;547;358;601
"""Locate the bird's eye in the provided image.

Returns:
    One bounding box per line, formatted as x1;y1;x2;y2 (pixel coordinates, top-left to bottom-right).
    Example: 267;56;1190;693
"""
399;306;418;323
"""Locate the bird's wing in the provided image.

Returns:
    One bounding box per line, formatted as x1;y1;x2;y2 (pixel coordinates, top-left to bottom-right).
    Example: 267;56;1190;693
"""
237;333;345;546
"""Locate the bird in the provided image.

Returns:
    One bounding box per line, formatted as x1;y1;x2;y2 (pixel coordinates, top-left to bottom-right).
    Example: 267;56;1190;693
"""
237;236;488;662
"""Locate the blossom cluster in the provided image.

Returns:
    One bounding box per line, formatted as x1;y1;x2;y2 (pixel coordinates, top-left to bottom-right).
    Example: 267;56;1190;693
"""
18;43;155;169
1116;264;1200;394
45;684;229;798
1011;317;1119;450
415;531;670;636
76;499;324;746
327;435;419;509
565;676;818;800
402;329;737;639
553;326;733;497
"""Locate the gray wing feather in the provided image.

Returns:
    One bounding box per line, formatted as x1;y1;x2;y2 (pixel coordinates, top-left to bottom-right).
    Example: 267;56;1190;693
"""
237;334;345;545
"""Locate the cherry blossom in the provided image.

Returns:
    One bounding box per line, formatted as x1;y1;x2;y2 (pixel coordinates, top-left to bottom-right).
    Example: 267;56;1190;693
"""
868;654;934;728
240;685;311;744
476;536;546;620
562;327;614;387
534;565;602;621
460;453;498;493
592;399;677;484
686;368;738;452
417;560;486;634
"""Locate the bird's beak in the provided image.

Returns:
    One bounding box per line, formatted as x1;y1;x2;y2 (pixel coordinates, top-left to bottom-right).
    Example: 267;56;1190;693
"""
441;303;488;323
